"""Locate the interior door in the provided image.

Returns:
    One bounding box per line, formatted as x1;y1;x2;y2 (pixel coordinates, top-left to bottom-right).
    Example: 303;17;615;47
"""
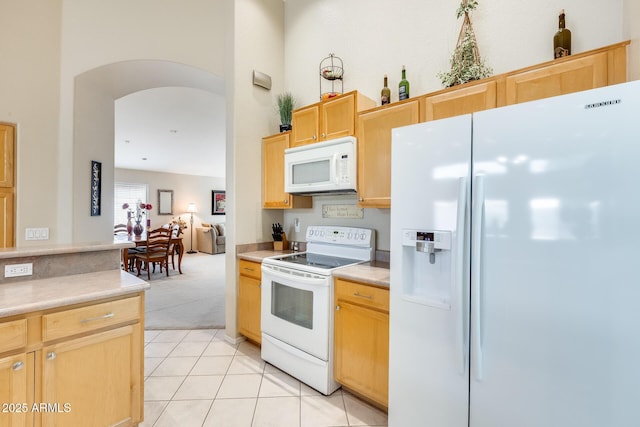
0;123;15;248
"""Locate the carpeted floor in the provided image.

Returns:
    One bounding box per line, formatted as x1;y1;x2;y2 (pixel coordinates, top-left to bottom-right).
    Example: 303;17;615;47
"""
135;251;226;330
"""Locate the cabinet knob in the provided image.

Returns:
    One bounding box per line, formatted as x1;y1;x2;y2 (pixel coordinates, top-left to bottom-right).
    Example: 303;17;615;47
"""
335;305;341;311
321;133;326;138
284;199;289;204
12;361;24;371
312;135;317;140
358;197;364;202
46;352;57;361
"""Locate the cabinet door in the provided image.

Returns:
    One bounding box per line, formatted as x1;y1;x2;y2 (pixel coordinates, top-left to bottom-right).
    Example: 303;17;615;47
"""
322;93;355;140
505;52;608;105
41;325;141;427
422;81;496;121
0;353;29;427
291;105;320;147
334;300;389;407
0;188;14;248
0;124;15;188
262;133;291;208
238;275;262;344
357;101;419;208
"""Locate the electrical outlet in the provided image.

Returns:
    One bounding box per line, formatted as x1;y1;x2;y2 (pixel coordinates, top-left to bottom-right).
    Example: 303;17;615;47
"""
25;228;49;241
5;263;33;278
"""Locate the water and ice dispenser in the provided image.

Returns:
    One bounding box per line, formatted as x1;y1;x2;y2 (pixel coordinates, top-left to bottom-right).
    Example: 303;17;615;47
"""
401;229;452;309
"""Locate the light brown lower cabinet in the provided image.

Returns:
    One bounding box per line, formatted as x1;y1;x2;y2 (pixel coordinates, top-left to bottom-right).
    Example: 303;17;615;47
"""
334;278;389;408
237;259;262;344
0;293;144;427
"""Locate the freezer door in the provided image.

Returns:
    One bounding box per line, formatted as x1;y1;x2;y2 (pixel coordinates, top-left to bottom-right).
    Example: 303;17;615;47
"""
389;114;471;427
470;81;640;427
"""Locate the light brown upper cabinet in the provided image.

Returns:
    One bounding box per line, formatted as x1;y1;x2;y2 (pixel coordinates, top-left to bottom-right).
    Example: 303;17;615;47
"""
356;100;419;208
421;81;497;122
262;132;312;209
291;91;375;147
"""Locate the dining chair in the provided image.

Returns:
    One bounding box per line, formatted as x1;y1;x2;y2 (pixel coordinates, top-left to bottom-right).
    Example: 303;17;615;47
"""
114;223;128;235
133;227;172;280
163;223;183;271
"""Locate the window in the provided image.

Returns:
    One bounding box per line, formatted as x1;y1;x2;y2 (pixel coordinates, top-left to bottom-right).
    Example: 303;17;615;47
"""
114;182;148;225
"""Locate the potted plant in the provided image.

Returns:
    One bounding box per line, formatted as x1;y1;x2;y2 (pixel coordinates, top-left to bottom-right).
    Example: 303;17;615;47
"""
277;92;295;132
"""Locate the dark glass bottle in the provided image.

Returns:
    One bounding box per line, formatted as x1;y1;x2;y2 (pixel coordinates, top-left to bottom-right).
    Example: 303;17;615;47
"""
553;9;571;59
381;75;391;105
399;66;410;100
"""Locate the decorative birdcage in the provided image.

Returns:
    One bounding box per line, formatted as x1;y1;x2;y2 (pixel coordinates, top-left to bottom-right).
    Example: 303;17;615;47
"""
438;0;493;87
319;53;343;100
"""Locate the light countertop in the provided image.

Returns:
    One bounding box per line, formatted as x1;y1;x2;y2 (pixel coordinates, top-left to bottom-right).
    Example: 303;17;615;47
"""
0;270;149;318
0;241;134;260
237;250;291;263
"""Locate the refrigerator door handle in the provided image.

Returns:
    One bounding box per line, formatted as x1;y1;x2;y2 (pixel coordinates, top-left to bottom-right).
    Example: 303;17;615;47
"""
455;177;468;375
472;174;485;381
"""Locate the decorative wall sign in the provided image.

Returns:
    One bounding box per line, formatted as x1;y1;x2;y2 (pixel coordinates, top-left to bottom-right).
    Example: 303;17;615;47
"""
321;204;364;219
90;160;101;216
212;190;226;215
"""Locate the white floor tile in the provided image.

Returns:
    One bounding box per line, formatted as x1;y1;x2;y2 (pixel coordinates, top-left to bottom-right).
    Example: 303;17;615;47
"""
258;373;301;397
138;400;168;426
217;374;263;399
252;396;300;427
151;356;199;376
144;357;164;377
183;329;219;342
203;398;257;427
191;356;234;376
144;342;178;358
301;394;348;427
152;329;190;343
227;355;266;375
203;340;238;356
300;383;325;397
144;330;162;343
237;341;262;358
173;375;224;400
153;399;213;427
144;376;185;401
168;341;209;357
343;392;388;426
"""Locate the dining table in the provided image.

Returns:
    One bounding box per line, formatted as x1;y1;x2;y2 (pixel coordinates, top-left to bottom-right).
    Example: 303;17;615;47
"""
115;233;184;275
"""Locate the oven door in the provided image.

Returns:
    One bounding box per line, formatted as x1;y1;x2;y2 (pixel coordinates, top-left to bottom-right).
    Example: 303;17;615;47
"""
261;263;331;361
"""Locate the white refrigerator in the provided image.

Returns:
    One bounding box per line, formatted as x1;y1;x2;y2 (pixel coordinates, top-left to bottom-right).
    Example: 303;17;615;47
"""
389;81;640;427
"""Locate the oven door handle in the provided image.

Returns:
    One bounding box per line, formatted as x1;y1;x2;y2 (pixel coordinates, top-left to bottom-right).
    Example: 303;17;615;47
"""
262;265;328;287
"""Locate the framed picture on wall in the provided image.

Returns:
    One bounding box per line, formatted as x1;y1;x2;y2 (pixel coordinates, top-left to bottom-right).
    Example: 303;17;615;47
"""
212;190;225;215
90;160;101;216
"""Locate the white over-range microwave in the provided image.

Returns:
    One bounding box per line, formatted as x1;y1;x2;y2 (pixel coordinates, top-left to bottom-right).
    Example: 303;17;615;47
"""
284;136;357;195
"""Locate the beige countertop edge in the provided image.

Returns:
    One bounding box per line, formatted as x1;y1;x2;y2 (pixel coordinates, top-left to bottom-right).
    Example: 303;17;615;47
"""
333;264;390;288
0;270;149;319
237;250;291;263
0;241;134;260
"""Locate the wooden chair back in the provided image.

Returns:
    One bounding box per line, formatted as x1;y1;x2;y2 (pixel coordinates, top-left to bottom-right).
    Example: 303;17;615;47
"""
134;227;172;279
114;223;128;235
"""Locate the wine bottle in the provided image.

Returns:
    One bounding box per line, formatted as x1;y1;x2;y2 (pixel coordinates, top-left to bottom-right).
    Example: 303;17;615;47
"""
399;66;410;100
381;75;391;105
553;9;571;59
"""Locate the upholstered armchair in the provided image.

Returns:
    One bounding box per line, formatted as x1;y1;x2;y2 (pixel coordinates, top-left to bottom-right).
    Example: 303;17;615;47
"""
196;223;226;254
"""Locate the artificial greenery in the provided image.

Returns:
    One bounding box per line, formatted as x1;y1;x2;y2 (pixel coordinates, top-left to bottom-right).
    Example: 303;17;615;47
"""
438;0;493;88
277;92;295;125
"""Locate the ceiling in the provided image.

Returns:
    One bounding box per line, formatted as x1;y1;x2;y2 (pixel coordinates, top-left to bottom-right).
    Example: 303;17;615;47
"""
114;86;226;178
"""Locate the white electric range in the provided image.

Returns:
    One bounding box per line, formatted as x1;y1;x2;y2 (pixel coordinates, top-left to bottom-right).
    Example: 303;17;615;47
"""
261;225;375;395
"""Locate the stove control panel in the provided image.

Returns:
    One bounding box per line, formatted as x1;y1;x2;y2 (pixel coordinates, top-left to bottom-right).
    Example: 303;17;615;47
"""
306;226;374;247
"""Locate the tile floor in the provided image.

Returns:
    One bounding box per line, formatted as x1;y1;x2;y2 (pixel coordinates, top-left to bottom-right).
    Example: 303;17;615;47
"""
142;329;388;427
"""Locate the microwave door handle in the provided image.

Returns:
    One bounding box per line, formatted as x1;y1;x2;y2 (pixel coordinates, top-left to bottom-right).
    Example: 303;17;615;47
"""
333;153;339;184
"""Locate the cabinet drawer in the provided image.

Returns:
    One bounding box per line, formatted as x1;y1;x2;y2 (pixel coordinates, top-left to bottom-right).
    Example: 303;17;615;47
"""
0;318;27;353
238;259;261;280
335;279;389;312
42;296;140;342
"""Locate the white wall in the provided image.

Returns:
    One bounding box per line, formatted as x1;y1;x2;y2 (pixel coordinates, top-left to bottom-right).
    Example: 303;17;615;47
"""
283;0;629;251
285;0;625;106
115;168;225;250
624;0;640;81
0;0;62;246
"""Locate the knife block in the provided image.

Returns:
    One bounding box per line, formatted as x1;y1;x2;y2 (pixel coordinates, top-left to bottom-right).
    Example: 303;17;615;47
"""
273;233;289;251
